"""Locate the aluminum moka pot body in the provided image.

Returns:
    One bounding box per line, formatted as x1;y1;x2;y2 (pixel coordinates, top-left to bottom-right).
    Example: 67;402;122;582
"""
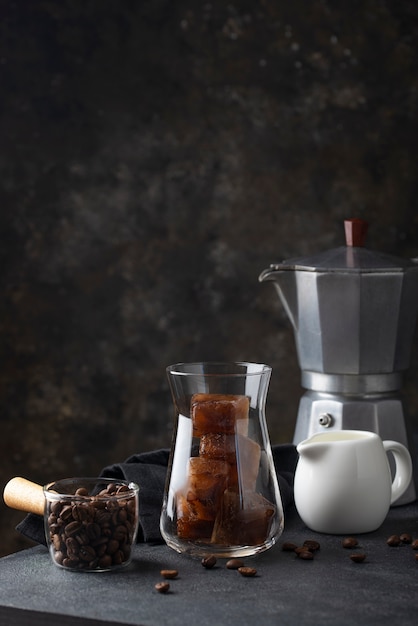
259;241;418;396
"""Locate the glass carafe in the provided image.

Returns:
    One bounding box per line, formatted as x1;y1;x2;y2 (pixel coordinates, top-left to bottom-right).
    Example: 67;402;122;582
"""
160;362;284;558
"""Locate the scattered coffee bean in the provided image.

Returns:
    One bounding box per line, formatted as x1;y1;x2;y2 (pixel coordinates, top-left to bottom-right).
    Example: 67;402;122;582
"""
282;542;298;552
201;555;217;569
160;569;178;579
297;550;314;560
295;546;312;555
387;535;401;547
155;581;170;593
226;558;245;569
342;537;358;549
415;553;418;562
350;553;366;563
411;539;418;550
400;533;413;544
238;566;257;577
303;540;320;552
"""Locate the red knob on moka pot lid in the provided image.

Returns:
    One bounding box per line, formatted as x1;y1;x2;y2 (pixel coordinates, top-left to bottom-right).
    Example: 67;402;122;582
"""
344;218;369;247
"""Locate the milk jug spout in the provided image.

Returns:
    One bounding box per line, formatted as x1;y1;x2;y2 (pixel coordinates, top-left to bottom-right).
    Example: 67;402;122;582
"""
296;436;328;461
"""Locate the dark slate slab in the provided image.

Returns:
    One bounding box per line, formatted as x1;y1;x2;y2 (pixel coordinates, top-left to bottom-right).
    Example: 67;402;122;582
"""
1;504;418;626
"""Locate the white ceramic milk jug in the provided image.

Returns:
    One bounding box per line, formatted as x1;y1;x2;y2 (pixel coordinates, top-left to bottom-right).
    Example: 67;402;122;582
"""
294;430;413;534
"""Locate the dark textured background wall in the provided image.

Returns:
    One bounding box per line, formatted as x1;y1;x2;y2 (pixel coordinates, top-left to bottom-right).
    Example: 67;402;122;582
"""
1;0;417;556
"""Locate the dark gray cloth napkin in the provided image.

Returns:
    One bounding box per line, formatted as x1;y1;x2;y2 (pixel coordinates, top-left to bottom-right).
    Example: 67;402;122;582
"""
16;444;298;546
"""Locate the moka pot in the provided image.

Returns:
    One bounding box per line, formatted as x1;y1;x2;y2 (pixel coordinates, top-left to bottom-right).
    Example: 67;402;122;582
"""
259;219;418;504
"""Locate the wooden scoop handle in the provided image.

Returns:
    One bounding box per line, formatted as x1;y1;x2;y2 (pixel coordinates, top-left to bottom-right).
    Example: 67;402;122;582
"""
3;477;45;516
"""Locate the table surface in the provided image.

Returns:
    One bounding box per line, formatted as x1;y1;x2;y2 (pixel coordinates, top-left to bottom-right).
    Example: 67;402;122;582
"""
1;503;418;626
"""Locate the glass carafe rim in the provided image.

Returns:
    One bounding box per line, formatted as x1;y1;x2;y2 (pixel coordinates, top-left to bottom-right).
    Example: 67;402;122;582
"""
166;362;272;377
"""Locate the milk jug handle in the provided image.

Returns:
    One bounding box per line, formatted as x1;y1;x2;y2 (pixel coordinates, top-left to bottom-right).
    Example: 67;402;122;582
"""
382;440;413;505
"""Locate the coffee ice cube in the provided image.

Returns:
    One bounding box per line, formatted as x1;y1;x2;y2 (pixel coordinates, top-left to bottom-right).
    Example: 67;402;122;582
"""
174;456;233;541
191;393;249;437
199;433;261;491
187;456;230;502
199;433;237;463
211;490;276;546
231;435;261;492
176;494;214;540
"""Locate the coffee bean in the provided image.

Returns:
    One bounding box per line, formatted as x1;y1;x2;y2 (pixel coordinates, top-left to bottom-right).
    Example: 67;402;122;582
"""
96;543;108;557
238;566;257;577
75;530;89;546
50;501;62;516
62;557;78;568
60;505;73;521
54;550;64;565
160;569;179;579
350;553;366;563
282;542;298;552
226;559;245;569
111;510;120;526
106;499;120;512
201;555;217;569
98;554;112;569
342;537;358;549
400;533;413;544
155;581;170;593
91;497;107;510
91;534;107;546
65;537;79;559
79;545;96;562
95;510;112;526
52;534;62;552
86;522;101;541
303;540;320;552
411;539;418;550
387;535;401;546
297;550;314;560
113;550;124;566
65;521;82;537
72;503;94;523
113;525;128;542
106;483;118;495
106;539;120;555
